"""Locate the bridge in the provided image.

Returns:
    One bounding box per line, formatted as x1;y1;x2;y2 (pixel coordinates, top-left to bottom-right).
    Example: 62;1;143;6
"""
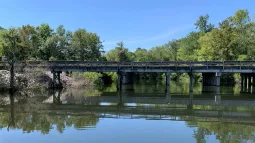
1;61;255;92
41;91;255;107
2;100;255;125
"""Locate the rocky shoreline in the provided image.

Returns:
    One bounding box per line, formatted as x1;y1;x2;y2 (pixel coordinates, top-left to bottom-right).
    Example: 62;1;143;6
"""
0;70;94;91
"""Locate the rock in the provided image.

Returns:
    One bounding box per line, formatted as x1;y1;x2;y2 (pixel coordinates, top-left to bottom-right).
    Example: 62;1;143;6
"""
0;70;94;90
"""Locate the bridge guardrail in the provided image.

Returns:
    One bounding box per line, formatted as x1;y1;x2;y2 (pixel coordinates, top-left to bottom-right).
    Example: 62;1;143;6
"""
1;60;255;71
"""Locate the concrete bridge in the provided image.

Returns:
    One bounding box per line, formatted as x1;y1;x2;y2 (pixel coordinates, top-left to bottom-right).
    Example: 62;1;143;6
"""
1;61;255;92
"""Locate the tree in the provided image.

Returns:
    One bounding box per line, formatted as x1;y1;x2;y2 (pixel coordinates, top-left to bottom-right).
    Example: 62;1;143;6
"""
70;29;103;61
164;40;179;61
36;24;54;60
177;32;200;61
134;48;149;62
56;25;65;37
228;9;253;59
195;14;214;33
36;23;53;42
1;28;29;62
0;28;30;88
41;35;67;60
19;25;38;60
0;26;4;31
229;9;250;28
105;42;133;62
149;46;174;61
198;20;237;61
39;25;69;60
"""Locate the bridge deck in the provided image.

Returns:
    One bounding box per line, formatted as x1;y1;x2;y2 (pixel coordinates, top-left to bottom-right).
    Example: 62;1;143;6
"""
1;61;255;73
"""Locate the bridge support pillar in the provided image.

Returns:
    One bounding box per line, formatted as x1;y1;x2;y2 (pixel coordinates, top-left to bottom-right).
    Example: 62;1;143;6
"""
248;76;252;92
122;72;134;85
52;71;63;89
202;72;221;86
240;73;255;93
187;90;193;109
165;72;171;98
117;72;123;91
215;72;221;86
189;73;194;93
244;75;247;90
241;74;244;89
253;76;255;86
215;95;221;104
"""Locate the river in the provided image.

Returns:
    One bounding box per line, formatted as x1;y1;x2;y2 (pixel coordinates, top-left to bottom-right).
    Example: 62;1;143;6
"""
0;81;255;143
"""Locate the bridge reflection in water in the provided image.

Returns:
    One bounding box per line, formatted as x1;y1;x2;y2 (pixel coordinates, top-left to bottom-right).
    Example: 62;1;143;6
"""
40;89;255;123
2;87;255;134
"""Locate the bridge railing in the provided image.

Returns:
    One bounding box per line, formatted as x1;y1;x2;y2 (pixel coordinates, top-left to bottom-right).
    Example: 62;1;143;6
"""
1;61;255;71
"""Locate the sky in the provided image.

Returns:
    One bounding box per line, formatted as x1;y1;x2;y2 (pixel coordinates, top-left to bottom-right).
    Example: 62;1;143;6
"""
1;0;255;52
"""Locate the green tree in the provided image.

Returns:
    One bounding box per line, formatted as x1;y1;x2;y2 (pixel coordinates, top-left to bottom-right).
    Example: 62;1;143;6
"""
195;14;214;33
36;24;54;60
177;32;200;61
0;28;30;62
105;42;132;62
70;29;103;61
134;48;149;62
164;40;179;61
198;20;237;61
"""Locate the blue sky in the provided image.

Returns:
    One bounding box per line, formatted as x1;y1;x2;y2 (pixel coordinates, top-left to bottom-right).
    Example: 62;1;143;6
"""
1;0;255;52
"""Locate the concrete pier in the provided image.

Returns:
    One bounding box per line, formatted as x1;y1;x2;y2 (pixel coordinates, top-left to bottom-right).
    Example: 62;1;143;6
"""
165;72;171;98
202;72;221;86
189;73;194;93
240;73;255;93
122;72;134;84
52;71;62;89
117;72;122;91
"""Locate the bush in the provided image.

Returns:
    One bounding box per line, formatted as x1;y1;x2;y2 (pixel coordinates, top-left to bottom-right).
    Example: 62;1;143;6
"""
83;72;102;85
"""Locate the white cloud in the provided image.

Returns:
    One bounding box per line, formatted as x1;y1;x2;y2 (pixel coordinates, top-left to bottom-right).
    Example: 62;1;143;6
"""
103;24;193;45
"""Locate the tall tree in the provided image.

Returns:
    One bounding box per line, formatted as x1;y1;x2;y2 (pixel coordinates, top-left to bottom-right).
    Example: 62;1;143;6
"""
70;29;103;61
177;32;200;61
195;14;214;33
134;48;149;62
164;40;179;61
105;42;131;62
198;20;237;61
36;24;54;60
0;28;30;88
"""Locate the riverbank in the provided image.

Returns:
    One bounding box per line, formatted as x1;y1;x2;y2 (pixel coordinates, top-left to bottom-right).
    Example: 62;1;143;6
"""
0;70;96;91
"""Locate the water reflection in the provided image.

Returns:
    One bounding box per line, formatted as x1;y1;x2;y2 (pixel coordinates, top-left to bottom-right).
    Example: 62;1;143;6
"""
1;82;255;142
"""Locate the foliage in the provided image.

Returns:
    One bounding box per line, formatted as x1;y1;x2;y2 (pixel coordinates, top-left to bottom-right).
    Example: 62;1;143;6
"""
1;9;255;82
0;24;103;62
83;72;103;84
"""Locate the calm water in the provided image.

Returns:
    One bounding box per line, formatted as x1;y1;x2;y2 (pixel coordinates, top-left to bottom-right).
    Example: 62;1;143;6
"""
1;81;255;143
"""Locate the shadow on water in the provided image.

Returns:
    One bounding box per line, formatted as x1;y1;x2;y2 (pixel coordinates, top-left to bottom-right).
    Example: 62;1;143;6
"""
1;82;255;142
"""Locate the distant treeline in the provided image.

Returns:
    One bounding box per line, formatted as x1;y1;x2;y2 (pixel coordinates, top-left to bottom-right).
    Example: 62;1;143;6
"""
0;9;254;81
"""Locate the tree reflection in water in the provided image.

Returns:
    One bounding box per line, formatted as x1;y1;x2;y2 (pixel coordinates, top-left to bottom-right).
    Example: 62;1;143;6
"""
0;87;255;143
